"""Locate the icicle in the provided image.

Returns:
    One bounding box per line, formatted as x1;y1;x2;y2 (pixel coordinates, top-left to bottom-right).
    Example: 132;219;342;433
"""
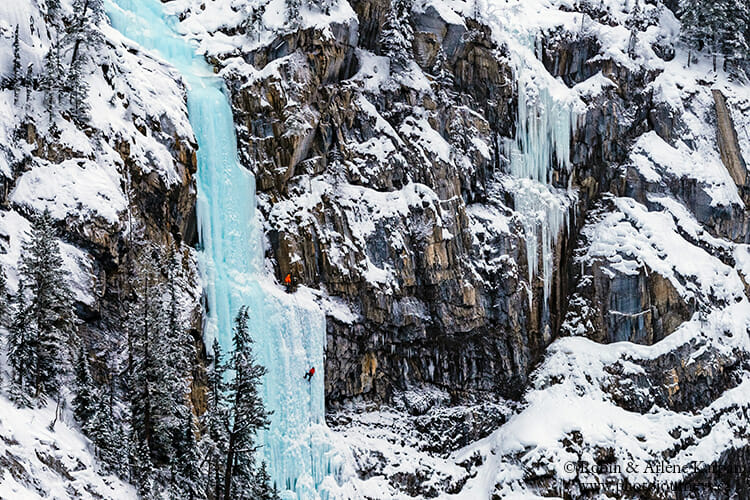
512;179;573;313
508;70;577;184
506;59;579;318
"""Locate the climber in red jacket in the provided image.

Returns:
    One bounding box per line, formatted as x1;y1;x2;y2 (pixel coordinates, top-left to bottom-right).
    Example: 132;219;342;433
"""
303;367;315;381
284;273;293;293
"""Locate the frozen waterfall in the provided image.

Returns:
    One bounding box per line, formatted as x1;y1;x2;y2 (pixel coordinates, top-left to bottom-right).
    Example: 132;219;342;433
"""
505;56;580;318
104;0;343;497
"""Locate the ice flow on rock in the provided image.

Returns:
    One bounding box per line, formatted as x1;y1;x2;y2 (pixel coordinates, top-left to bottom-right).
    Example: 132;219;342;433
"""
104;0;343;497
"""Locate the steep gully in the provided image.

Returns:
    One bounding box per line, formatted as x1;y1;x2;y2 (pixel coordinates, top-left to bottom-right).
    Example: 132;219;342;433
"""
104;0;341;498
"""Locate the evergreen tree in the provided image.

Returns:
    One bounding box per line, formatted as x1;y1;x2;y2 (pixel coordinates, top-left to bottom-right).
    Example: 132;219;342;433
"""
202;338;229;500
154;246;195;481
79;371;128;477
11;208;75;403
12;26;21;104
720;0;749;73
679;0;749;72
87;389;125;472
432;48;454;103
286;0;302;29
72;345;96;426
46;0;62;24
67;0;105;67
254;461;281;500
679;0;707;66
378;0;414;71
129;436;157;499
65;53;90;125
625;0;648;58
43;34;64;120
127;245;166;466
245;4;266;42
7;282;34;407
164;247;192;378
62;0;104;123
222;306;271;500
172;411;206;500
22;63;34;109
0;267;9;324
127;244;203;491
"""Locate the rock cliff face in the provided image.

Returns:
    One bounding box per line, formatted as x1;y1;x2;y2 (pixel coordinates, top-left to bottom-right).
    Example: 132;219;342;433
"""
217;0;745;407
6;0;749;496
176;0;750;495
226;3;543;406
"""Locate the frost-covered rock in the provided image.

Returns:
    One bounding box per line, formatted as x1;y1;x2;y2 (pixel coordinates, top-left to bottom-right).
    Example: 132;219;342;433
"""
168;0;750;496
1;0;749;497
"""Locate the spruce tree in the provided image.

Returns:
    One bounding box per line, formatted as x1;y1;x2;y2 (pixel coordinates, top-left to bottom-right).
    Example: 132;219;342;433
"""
244;3;267;42
203;338;229;500
164;246;192;378
286;0;302;29
43;34;64;120
378;0;414;71
153;246;194;476
13;208;75;402
72;345;96;426
432;48;454;103
720;0;749;73
46;0;62;24
7;282;34;407
127;245;165;466
172;411;206;500
0;267;9;323
254;461;281;500
65;54;90;125
62;0;104;123
87;389;123;472
127;244;204;490
625;0;648;58
89;370;129;476
285;0;303;30
223;306;271;500
678;0;749;72
67;0;105;67
129;436;157;499
12;26;21;104
22;63;34;109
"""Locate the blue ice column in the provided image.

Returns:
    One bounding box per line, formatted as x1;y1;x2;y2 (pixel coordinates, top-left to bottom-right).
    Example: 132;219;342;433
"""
105;1;342;497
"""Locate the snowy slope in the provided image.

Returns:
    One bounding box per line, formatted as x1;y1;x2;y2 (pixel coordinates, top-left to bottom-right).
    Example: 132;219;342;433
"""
0;396;136;500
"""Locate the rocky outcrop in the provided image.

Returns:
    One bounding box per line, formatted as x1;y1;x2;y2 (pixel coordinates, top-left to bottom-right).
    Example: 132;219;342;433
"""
216;0;745;414
580;261;692;345
169;0;750;496
607;340;747;413
223;2;547;405
713;89;747;188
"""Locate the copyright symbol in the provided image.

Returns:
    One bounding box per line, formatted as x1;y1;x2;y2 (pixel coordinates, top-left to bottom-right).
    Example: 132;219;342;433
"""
564;461;576;474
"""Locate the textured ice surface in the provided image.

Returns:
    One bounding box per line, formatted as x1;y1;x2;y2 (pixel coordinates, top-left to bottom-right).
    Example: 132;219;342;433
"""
507;69;577;184
505;79;578;316
104;1;341;497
